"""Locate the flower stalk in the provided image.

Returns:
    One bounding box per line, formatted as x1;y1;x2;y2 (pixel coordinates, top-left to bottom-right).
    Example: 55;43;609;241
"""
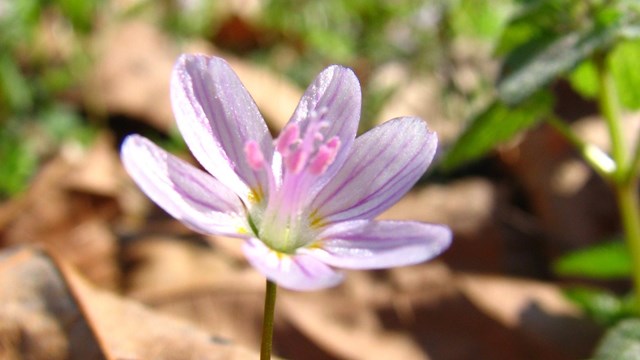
261;280;277;360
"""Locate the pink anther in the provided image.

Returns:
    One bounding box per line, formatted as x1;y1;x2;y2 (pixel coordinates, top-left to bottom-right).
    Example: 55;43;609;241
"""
244;140;266;170
276;124;300;155
309;137;341;175
286;148;310;174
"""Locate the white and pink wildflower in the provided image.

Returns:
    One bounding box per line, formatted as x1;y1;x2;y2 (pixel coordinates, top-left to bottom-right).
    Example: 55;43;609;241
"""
121;54;451;291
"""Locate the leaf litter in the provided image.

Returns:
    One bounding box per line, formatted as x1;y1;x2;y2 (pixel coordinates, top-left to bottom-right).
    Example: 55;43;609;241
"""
0;15;613;360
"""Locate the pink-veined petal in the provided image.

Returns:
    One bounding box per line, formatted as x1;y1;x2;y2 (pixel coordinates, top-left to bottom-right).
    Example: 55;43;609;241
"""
305;220;451;269
171;54;273;202
121;134;249;237
283;65;361;191
242;238;344;291
310;117;437;223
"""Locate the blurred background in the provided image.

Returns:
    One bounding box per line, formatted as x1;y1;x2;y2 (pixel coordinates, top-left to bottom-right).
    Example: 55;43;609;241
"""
1;0;639;359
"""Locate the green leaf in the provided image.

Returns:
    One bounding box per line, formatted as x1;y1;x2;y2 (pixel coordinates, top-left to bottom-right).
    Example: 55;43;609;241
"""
568;59;599;100
593;319;640;360
440;91;553;170
0;0;41;46
609;39;640;110
0;123;38;198
494;0;568;56
564;287;634;326
57;0;102;32
40;104;96;145
0;54;32;112
498;25;620;105
554;240;633;279
449;0;512;40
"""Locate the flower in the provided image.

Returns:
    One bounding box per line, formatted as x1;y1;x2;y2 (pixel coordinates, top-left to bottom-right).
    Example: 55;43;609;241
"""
121;54;451;291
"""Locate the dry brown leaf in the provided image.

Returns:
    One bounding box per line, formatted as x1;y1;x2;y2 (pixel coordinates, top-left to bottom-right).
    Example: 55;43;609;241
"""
63;133;123;197
280;290;430;360
381;178;504;273
0;247;107;360
88;20;303;134
2;150;121;289
120;232;452;359
115;231;596;359
138;284;266;354
271;264;454;359
124;236;261;299
380;178;495;236
458;274;601;358
58;253;259;360
87;21;178;132
372;68;462;145
501;124;618;254
121;235;268;352
0;246;260;360
458;274;579;326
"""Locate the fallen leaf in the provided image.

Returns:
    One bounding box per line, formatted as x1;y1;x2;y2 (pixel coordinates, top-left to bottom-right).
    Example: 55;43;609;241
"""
458;273;602;358
0;246;261;360
87;20;303;134
3;151;121;289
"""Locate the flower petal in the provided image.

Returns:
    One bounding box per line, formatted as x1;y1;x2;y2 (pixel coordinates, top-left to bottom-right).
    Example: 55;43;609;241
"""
121;134;249;237
310;117;437;223
242;238;344;291
285;65;361;185
306;220;451;269
171;54;273;202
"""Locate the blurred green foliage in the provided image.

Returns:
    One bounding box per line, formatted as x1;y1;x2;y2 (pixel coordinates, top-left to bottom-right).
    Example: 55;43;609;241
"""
441;91;553;169
593;318;640;359
443;0;640;170
564;287;636;326
0;0;101;197
262;0;440;68
1;0;515;198
259;0;449;130
257;0;513;130
440;1;640;352
554;239;633;280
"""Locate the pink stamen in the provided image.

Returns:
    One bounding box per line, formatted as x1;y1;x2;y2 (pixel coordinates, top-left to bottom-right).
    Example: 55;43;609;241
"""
278;108;336;177
286;149;308;174
309;137;341;175
244;140;266;170
276;124;300;155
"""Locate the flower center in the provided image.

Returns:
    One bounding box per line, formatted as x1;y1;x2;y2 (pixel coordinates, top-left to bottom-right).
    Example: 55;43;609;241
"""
243;108;340;252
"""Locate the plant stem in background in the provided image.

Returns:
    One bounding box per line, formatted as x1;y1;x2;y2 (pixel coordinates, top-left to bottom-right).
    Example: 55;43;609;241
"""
596;54;640;312
261;280;277;360
625;127;640;186
597;55;626;181
546;115;615;178
616;182;640;309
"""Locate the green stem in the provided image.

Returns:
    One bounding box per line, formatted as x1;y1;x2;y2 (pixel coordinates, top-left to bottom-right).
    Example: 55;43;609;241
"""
596;54;626;180
626;127;640;185
616;182;640;312
596;54;640;311
260;280;277;360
